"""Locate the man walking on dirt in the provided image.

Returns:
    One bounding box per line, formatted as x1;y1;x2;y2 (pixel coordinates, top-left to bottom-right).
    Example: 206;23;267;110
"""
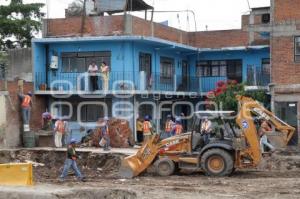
59;138;85;182
101;116;111;151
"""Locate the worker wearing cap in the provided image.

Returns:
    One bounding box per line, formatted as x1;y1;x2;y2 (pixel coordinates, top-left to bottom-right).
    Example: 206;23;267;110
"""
174;117;183;135
54;117;66;147
18;91;33;125
143;115;153;142
101;116;111;151
164;114;175;139
59;138;85;182
201;116;212;145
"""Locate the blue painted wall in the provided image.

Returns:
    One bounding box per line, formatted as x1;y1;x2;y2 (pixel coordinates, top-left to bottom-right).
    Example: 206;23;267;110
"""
33;39;269;93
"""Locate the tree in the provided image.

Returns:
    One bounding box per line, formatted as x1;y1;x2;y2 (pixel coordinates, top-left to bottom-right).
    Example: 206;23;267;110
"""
0;51;8;90
206;80;269;112
0;0;44;50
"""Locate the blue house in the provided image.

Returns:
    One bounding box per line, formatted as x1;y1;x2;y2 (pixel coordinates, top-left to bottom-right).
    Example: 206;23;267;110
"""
32;34;270;141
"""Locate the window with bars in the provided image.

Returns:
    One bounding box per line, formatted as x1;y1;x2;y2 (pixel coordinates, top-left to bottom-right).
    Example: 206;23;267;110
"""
196;60;228;77
295;37;300;62
160;57;174;82
61;51;111;73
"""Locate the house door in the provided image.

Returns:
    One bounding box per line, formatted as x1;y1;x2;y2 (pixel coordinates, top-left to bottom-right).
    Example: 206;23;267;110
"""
182;60;189;91
275;102;298;145
227;60;242;83
139;53;152;89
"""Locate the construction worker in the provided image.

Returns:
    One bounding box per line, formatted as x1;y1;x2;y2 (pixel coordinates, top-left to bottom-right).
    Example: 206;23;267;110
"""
164;114;175;139
174;117;183;135
136;117;144;144
143;115;153;142
201;116;212;145
59;138;85;182
42;111;52;130
259;119;275;153
100;61;110;90
54;117;65;147
19;91;33;125
101;116;111;151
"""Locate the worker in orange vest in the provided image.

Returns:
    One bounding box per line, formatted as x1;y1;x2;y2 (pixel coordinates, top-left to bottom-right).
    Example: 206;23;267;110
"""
163;114;175;139
143;115;153;142
19;91;33;125
54;117;66;147
174;117;183;135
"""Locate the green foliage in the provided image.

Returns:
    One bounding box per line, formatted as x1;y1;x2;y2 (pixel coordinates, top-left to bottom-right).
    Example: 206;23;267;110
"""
207;80;269;112
0;0;44;50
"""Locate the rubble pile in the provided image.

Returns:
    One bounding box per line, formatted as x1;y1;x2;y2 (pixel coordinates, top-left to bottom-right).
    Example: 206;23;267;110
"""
82;118;134;148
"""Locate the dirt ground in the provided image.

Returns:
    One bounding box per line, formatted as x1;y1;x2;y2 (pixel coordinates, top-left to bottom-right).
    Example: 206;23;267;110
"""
1;149;300;199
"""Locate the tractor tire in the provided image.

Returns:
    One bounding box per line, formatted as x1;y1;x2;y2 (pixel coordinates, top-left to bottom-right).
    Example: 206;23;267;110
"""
154;158;175;176
201;148;233;177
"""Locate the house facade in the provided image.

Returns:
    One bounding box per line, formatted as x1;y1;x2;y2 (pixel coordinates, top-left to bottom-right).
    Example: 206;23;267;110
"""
29;0;278;143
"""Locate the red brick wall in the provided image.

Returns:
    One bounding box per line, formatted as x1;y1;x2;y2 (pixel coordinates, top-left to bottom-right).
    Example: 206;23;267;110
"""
271;36;300;84
189;30;248;49
46;15;125;37
274;0;300;23
1;81;46;131
242;15;249;29
45;15;250;49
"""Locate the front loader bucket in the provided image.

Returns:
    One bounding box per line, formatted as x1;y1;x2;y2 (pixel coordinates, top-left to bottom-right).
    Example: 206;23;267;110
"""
119;135;160;178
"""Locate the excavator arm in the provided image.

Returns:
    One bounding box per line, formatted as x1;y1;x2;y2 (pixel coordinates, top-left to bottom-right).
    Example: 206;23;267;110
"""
235;95;295;167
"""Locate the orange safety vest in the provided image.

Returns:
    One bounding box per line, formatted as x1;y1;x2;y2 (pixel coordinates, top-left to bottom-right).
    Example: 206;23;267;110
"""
21;95;31;108
56;120;65;133
165;120;173;132
143;121;151;134
175;124;183;135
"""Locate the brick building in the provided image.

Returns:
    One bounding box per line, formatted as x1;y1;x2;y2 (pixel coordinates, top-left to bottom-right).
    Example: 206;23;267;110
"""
3;0;300;147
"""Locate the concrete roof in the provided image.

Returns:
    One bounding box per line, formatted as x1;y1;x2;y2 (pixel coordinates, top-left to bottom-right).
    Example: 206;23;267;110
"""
32;35;198;52
32;35;269;53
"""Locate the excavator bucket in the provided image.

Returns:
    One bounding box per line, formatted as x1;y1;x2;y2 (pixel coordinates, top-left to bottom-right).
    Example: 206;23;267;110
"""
119;135;160;178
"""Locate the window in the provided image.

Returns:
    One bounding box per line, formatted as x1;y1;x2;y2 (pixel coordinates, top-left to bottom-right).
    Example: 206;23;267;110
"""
261;13;270;24
196;60;228;77
61;51;111;72
139;53;151;72
262;58;270;75
80;104;105;122
295;37;300;62
160;57;174;82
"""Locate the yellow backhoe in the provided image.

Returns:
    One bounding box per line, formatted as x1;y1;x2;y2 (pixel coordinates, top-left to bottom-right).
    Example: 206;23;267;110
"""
120;96;295;178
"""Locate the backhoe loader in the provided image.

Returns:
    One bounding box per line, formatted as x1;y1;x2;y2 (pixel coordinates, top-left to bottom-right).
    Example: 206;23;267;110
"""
120;96;295;178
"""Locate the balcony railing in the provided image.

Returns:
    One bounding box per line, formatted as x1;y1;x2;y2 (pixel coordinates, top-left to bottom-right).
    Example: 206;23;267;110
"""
35;71;201;93
200;76;227;93
246;66;270;87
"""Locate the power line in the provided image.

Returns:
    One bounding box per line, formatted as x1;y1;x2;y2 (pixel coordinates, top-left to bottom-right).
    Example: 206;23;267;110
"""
246;0;251;10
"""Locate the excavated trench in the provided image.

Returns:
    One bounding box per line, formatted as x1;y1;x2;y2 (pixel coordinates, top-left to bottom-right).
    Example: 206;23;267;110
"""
0;149;125;182
1;188;137;199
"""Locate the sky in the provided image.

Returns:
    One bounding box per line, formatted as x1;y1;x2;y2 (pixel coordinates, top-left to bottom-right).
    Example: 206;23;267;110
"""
0;0;270;31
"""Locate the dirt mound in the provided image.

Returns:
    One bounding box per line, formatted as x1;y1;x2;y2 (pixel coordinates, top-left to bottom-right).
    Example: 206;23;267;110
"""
0;150;125;182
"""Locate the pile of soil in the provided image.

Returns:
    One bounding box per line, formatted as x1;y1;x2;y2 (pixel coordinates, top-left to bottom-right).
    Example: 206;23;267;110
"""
0;150;125;182
85;118;134;148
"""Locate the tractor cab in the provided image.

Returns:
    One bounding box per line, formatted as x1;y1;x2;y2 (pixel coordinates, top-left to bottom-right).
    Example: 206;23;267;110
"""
189;111;238;152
